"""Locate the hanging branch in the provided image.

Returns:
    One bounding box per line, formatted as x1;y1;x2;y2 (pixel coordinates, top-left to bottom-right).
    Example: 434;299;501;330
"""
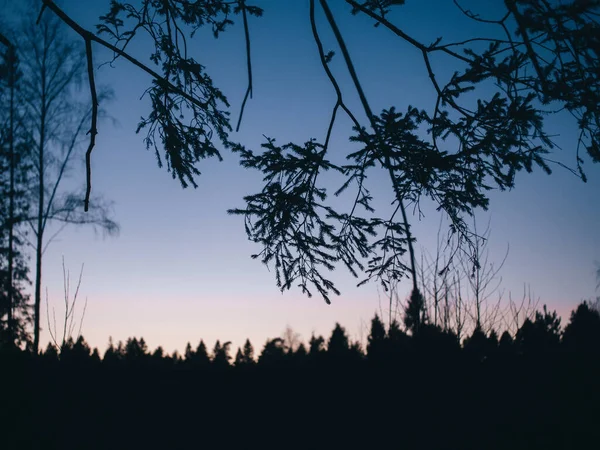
37;0;217;210
319;0;418;292
84;38;98;212
236;0;254;132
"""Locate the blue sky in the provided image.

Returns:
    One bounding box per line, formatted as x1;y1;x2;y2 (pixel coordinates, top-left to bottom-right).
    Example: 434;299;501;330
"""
7;0;599;354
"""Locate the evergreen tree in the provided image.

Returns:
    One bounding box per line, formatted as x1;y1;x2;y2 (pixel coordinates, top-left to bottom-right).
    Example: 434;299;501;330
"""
516;305;562;356
488;330;499;348
562;301;600;354
498;331;514;356
233;338;255;367
90;348;101;364
463;326;494;362
184;342;194;362
242;338;255;365
152;346;164;360
308;334;325;365
0;38;32;348
259;338;286;366
171;350;182;365
151;346;166;368
404;289;427;335
61;335;92;365
103;337;125;365
125;337;148;361
212;340;231;368
234;347;244;367
193;340;211;367
387;319;409;359
327;323;350;357
349;341;364;361
293;342;308;364
42;341;59;362
367;315;387;361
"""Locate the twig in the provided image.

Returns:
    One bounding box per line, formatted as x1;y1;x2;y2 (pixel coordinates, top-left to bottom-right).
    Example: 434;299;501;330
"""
236;0;253;132
46;288;59;349
346;0;471;64
77;297;88;340
84;38;98;212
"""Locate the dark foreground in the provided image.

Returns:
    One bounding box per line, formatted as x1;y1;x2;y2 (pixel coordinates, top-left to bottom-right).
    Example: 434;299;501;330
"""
1;349;598;450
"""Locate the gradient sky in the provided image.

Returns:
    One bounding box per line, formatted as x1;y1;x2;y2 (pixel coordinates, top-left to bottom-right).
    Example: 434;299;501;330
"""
6;0;599;354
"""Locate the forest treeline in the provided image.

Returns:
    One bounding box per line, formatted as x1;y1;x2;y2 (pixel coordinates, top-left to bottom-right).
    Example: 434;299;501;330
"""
2;300;600;449
4;299;599;368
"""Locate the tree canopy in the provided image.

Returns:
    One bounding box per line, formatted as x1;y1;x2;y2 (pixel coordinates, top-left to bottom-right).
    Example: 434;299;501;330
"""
2;0;597;304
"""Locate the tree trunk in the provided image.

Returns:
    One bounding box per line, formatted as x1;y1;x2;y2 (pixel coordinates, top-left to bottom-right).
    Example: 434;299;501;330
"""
33;81;47;354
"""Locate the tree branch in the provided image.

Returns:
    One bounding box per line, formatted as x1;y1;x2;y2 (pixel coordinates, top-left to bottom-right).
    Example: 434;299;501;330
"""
39;0;213;210
320;0;418;292
84;38;98;212
235;0;254;132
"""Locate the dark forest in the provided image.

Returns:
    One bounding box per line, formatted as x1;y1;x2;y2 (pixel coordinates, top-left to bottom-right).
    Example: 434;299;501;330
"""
2;300;600;449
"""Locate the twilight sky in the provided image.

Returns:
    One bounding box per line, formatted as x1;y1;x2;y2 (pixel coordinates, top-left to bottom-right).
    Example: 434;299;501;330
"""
6;0;599;354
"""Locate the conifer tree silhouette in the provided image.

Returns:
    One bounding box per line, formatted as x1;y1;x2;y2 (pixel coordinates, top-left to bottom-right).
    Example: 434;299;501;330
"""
563;301;600;354
404;289;427;335
327;323;350;361
258;338;286;366
367;315;387;362
212;340;231;368
516;305;562;356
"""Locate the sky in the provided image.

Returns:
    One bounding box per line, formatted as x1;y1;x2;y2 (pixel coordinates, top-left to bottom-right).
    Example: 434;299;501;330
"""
5;0;599;354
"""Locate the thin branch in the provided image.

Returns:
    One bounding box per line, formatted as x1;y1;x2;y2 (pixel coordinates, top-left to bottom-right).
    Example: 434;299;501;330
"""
62;256;69;345
42;222;69;254
77;297;88;340
453;0;510;25
42;109;90;228
67;263;85;339
84;38;98;211
346;0;471;64
46;287;59;349
320;0;373;124
236;0;253;132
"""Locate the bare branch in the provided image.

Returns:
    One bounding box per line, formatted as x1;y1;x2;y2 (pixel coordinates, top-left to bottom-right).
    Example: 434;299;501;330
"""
235;0;254;132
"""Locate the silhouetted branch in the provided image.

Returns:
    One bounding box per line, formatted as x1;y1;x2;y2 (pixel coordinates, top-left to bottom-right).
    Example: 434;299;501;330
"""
453;0;510;25
38;0;219;209
504;0;550;96
235;0;253;132
505;284;539;335
43;109;90;228
84;39;98;212
320;0;417;292
39;1;208;110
